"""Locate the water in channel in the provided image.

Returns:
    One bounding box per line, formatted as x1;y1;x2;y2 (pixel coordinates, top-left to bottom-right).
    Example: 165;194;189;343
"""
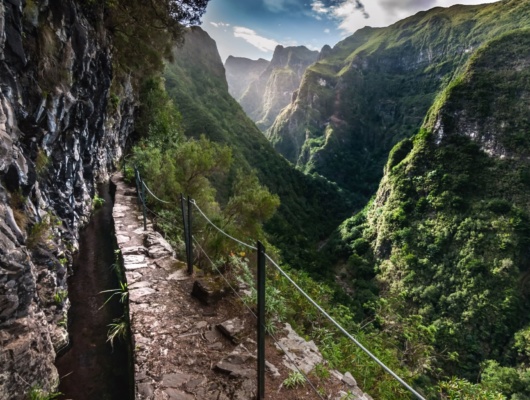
55;182;132;400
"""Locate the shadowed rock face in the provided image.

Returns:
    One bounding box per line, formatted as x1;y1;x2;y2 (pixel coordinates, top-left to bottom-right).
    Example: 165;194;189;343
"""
226;45;319;132
0;1;134;398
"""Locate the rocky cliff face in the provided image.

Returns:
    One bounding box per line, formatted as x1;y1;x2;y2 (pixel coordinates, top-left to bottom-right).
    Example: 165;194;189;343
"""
229;45;319;131
267;0;530;199
0;1;134;398
224;56;269;101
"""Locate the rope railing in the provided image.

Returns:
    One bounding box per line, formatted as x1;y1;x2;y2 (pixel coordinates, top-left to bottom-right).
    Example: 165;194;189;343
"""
127;168;426;400
142;180;171;204
191;199;257;251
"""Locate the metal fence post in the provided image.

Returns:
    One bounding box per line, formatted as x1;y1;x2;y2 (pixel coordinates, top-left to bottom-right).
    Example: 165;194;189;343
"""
187;196;193;275
257;241;266;399
140;175;147;231
134;167;141;207
181;194;189;264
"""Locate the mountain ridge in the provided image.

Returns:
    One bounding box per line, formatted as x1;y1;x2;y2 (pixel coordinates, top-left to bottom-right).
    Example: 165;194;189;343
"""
226;44;320;131
224;55;269;101
267;0;530;200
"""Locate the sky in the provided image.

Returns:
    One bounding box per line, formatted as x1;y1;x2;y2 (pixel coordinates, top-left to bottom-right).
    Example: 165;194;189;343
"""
202;0;500;62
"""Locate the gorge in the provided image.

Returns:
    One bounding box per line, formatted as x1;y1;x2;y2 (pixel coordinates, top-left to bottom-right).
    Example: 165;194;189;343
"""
1;0;530;399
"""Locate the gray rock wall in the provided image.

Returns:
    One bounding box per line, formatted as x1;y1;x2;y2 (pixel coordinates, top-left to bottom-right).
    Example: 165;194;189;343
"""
0;1;134;398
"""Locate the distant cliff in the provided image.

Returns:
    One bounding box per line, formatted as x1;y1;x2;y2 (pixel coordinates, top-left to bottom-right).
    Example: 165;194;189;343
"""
226;45;319;131
0;1;134;397
225;56;269;100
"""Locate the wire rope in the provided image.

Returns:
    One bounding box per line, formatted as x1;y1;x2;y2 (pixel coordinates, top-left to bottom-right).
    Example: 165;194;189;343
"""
141;179;171;204
191;200;257;250
192;236;325;400
265;254;426;400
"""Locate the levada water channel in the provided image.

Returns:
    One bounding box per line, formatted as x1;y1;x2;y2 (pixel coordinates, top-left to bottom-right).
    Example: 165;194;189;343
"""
55;182;133;400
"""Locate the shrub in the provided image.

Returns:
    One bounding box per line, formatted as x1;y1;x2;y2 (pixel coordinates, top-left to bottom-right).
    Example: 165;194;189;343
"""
35;150;50;177
92;194;105;209
9;189;28;231
28;386;62;400
107;316;128;350
282;371;306;389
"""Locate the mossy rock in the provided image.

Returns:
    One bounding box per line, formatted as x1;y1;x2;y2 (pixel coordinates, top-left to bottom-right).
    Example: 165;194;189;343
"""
191;277;230;305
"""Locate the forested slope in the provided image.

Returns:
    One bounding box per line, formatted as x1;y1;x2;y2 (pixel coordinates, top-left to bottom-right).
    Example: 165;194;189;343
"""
338;29;530;398
268;0;530;201
164;27;354;265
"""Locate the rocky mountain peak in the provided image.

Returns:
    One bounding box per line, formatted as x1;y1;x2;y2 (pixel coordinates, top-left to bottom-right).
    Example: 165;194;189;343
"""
224;56;269;100
226;45;319;131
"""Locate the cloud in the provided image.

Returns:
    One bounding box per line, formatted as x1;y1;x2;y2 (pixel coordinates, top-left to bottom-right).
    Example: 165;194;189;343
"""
210;21;231;28
327;1;369;34
324;28;330;33
263;0;301;12
233;26;279;52
311;0;329;13
378;0;436;15
333;0;369;19
309;1;369;34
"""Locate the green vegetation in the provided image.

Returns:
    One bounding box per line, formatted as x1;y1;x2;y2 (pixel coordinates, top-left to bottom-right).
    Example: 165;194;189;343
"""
92;194;105;209
131;76;280;265
53;290;68;306
9;189;28;231
79;0;209;86
282;371;306;389
439;378;505;400
27;213;60;249
99;281;128;310
35;150;49;177
334;30;530;398
28;386;62;400
107;316;128;350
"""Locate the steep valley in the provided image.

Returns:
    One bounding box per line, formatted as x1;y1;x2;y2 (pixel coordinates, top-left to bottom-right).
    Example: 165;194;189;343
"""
2;0;530;399
163;27;354;268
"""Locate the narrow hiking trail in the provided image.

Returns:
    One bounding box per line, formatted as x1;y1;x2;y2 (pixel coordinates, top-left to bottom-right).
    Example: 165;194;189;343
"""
111;171;370;400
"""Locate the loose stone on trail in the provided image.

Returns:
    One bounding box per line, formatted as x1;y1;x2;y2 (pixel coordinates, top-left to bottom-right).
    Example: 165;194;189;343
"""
217;318;245;343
